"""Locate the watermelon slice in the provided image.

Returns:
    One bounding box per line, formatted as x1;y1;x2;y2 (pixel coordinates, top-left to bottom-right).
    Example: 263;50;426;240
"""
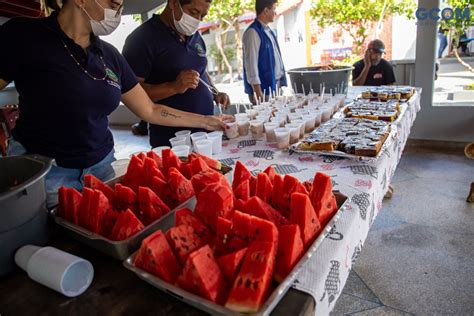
290;192;321;249
146;150;163;169
168;167;194;206
134;230;180;283
271;174;283;210
180;163;193;179
58;187;82;224
217;247;248;283
136;152;147;161
191;170;229;196
175;208;211;241
138;186;170;225
275;224;304;282
194;183;234;231
162;149;182;175
115;184;138;214
122;155;145;193
263;166;277;184
273;175;306;218
143;157;165;186
176;245;227;303
84;174;115;205
110;209;144;241
87;190;111;235
103;208;119;238
166;224;204;265
233;211;279;246
225;241;277;313
255;173;273;204
78;187;94;229
189;153;222;171
150;176;175;208
232;161;252;189
233;179;250;201
242;196;289;227
234;198;246;213
249;176;257;197
303;180;313;194
310;172;338;226
190;156;212;175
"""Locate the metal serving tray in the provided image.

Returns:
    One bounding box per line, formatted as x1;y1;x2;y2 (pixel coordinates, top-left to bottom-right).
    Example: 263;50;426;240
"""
123;192;349;315
50;162;233;260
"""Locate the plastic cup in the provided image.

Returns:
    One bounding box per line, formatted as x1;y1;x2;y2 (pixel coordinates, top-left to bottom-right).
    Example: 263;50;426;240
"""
274;127;290;149
292;119;306;138
246;109;258;120
152;146;171;156
172;145;191;157
237;119;250;136
250;119;265;139
110;158;130;177
253;105;264;111
175;130;192;146
321;107;333;122
264;122;279;143
286;123;300;144
194;139;213;156
191;132;207;150
288;113;302;123
15;246;94;298
256;114;270;123
304;115;317;133
224;121;239;139
313;111;322;127
207;131;223;154
169;136;187;148
234;113;249;121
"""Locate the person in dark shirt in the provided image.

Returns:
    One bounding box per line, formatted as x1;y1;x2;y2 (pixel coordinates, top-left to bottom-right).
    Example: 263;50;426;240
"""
0;0;232;207
352;39;396;86
123;0;231;146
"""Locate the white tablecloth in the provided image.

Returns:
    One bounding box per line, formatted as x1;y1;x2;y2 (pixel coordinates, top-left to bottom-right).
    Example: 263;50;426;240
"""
214;87;421;315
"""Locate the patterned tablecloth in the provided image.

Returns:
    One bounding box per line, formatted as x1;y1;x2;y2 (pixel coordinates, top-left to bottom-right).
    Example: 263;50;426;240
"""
213;87;421;315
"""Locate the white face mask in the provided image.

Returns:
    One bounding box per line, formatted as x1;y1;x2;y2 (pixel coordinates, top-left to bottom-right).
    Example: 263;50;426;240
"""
172;1;200;36
83;0;122;36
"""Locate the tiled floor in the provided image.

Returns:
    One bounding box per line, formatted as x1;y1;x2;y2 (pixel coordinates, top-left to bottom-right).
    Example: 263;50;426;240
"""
110;127;474;315
333;147;474;315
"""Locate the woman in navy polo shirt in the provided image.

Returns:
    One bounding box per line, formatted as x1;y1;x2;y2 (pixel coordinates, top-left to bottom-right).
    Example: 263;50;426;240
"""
0;0;232;207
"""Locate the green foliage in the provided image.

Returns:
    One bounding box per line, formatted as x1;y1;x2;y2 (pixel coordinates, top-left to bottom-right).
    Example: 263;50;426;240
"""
310;0;416;54
206;0;254;28
209;44;237;72
439;0;474;47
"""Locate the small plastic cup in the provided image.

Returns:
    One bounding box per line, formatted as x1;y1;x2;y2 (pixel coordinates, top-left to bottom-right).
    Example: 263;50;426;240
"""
237;118;250;136
288;113;302;123
175;130;192;146
250;119;265;139
321;107;333;122
207;131;223;154
172;145;191;157
234;113;249;121
246;109;258;120
292;119;306;138
224;121;239;139
313;110;322;127
194;139;213;156
256;114;270;123
253;105;264;111
264;122;279;143
191;132;207;150
274;127;290;149
169;136;187;148
286;123;301;144
304;115;317;133
15;246;94;298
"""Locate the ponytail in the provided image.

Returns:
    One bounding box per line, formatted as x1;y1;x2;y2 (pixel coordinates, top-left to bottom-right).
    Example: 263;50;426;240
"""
40;0;66;16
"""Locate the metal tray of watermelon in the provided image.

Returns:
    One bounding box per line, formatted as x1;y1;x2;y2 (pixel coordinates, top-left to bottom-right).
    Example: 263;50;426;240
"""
123;192;349;315
50;160;233;261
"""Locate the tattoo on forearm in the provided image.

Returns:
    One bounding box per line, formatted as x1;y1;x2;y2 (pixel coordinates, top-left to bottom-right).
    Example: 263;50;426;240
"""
161;109;180;119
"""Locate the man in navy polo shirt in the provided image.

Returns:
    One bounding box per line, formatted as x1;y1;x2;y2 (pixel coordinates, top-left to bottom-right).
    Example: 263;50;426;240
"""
242;0;287;104
352;39;396;86
123;0;230;147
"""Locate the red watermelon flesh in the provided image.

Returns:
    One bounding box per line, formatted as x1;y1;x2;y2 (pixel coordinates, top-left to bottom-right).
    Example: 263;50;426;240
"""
84;174;115;205
58;187;69;220
243;196;289;227
303;180;313;194
189;153;222;171
175;208;211;241
191;170;229;196
166;224;204;265
255;173;273;204
176;245;227;303
78;187;94;229
290;193;321;249
263;166;277;184
190;156;211;175
310;172;338;226
150;176;175;208
162;149;182;175
110;209;144;241
122;155;145;193
103;208;119;238
233;179;250;201
194;183;234;231
232;161;253;189
138;186;170;225
58;187;82;225
233;211;278;246
225;241;277;313
275;224;304;283
168;167;194;206
135;230;180;283
215;216;246;255
143;157;165;186
217;247;248;284
87;190;110;235
273;175;304;218
271;174;283;211
136;152;147;161
249;176;257;197
146;150;163;169
115;184;138;214
180;163;193;179
233;198;246;213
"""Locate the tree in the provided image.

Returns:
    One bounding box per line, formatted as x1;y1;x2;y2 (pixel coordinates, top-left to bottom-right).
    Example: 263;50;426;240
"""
439;1;474;73
206;0;255;82
209;44;237;74
310;0;416;56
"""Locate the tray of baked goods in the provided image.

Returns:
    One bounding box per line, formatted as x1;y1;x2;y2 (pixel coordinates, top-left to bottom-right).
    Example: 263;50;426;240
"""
290;117;393;160
343;99;400;122
360;86;415;102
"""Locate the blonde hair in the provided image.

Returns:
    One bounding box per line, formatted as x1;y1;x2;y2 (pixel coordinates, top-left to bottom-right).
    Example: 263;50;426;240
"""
40;0;66;16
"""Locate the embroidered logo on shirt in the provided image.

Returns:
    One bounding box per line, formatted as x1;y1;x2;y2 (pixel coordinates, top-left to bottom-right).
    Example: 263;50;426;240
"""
194;43;206;57
373;73;383;79
105;68;121;90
